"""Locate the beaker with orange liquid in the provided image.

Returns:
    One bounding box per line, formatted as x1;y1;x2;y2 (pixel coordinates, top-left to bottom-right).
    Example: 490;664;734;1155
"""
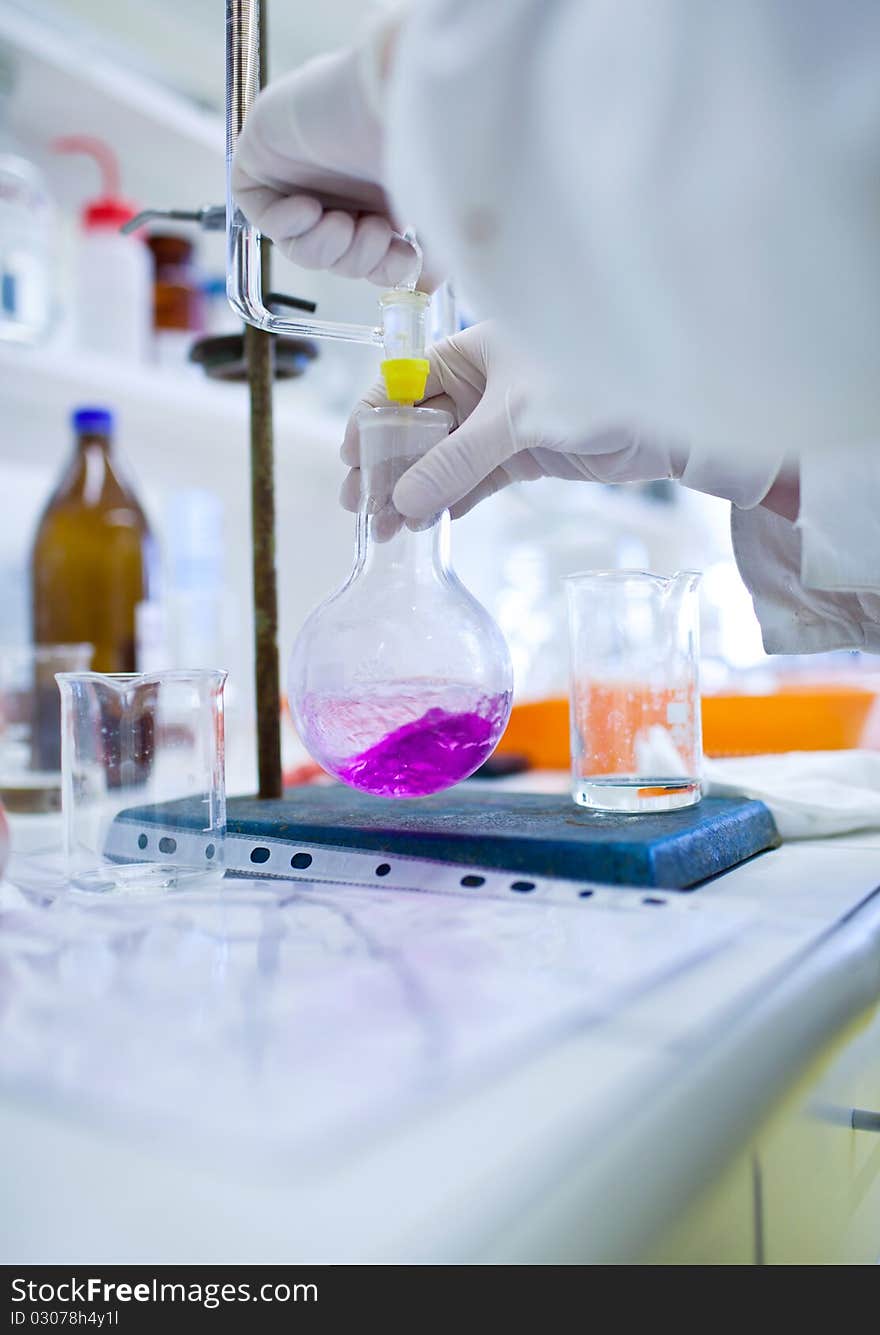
566;570;702;812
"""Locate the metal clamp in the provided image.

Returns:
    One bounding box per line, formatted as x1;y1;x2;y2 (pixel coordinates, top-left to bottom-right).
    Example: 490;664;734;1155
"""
121;205;227;234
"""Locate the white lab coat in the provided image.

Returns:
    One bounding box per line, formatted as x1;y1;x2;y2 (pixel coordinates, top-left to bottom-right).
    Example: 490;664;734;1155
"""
385;0;880;653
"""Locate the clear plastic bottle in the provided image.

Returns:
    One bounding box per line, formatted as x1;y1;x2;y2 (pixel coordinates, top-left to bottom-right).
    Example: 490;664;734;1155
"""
54;136;151;363
163;488;226;669
0;51;52;344
288;406;513;797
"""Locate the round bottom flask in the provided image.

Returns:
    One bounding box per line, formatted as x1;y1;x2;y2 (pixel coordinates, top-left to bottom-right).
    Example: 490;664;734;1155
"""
289;406;513;798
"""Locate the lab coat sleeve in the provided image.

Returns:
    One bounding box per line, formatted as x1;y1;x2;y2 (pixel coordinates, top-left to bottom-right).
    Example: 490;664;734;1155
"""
664;439;880;652
731;501;880;655
385;0;880;463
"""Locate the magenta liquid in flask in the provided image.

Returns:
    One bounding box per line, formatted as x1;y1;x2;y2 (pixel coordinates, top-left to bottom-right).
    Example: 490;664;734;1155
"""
288;407;513;798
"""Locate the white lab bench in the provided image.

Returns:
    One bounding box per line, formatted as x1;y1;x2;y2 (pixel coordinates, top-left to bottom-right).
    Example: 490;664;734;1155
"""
1;827;879;1264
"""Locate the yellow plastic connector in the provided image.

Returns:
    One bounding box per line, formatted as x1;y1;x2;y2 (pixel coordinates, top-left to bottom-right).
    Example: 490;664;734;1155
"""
381;357;430;406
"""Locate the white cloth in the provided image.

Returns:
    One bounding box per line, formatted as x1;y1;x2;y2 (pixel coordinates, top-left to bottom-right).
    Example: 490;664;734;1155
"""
386;0;880;652
704;750;880;840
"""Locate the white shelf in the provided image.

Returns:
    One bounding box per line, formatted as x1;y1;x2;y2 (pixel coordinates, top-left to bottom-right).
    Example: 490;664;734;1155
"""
0;1;385;333
0;340;345;472
1;2;225;210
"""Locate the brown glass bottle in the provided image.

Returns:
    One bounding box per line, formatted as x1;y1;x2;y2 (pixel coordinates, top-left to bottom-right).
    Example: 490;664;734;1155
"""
31;407;154;673
147;234;202;333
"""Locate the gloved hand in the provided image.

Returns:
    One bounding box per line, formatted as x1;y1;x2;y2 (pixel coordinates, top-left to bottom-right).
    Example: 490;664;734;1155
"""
231;21;421;286
340;322;688;520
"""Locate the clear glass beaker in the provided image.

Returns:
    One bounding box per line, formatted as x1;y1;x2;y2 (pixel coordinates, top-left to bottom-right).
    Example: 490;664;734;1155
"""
288;406;513;797
0;643;93;813
56;669;227;894
566;570;702;813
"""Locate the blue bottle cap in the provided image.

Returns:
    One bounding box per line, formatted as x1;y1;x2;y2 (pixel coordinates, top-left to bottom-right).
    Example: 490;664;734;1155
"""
72;406;113;434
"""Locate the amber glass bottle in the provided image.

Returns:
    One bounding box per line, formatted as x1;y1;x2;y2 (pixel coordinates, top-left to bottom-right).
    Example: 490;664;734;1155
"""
31;407;154;673
147;234;201;332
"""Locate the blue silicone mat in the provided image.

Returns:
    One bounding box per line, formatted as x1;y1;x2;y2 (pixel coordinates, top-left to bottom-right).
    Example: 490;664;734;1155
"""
216;788;780;889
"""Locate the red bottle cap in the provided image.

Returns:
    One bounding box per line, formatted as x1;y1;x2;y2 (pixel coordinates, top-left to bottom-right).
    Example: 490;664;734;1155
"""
53;136;141;234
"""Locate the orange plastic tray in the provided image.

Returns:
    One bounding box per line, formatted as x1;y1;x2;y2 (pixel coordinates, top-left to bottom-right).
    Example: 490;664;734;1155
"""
701;685;877;757
496;684;878;767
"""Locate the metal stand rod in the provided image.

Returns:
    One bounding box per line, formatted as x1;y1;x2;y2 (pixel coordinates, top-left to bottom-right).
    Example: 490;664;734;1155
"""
246;0;282;799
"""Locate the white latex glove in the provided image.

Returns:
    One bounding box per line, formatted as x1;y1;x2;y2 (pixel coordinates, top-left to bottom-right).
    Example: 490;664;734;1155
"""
231;26;420;286
341;322;687;521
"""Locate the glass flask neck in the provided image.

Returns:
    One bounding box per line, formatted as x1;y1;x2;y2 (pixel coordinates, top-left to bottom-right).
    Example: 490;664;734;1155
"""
355;505;451;580
353;404;454;582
